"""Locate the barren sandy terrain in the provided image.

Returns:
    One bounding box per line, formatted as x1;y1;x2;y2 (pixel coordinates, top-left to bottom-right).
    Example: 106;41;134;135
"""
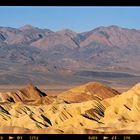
0;82;139;134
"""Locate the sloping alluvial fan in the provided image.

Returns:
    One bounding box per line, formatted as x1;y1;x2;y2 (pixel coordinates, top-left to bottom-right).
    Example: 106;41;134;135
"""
0;82;140;134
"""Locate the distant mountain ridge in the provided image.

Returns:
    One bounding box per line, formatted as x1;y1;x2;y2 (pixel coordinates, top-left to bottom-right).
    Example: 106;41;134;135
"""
0;25;140;85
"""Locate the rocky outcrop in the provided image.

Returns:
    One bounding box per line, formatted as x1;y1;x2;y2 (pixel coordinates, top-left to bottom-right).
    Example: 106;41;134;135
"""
102;83;140;125
0;84;53;104
57;82;120;103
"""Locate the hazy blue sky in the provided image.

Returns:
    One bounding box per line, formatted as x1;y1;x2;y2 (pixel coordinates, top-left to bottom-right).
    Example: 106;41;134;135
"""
0;6;140;32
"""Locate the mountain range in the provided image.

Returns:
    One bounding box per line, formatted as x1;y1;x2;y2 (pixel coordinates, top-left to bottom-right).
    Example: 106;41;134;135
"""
0;25;140;86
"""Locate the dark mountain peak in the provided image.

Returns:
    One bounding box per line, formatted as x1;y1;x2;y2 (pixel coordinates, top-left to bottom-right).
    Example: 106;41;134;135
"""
92;25;120;32
19;24;35;30
80;25;132;41
56;29;77;38
107;25;139;31
57;28;76;34
0;26;21;33
108;25;120;28
91;25;122;32
59;28;76;32
19;25;53;34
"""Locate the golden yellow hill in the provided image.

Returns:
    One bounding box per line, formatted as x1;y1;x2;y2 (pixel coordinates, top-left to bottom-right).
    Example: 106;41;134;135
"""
0;82;140;134
0;84;54;105
57;82;120;103
100;83;140;132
